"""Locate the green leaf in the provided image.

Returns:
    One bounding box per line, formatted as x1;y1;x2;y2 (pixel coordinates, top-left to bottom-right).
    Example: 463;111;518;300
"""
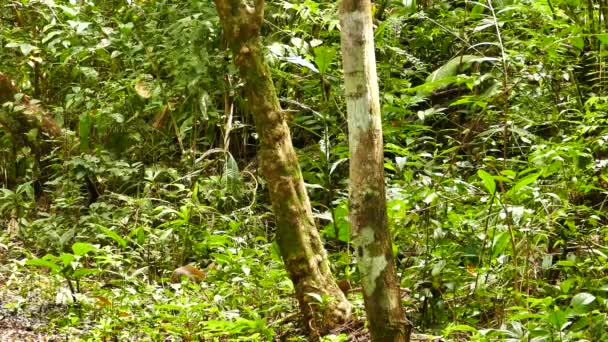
136;227;146;245
56;5;79;17
60;253;75;267
546;309;568;331
159;228;174;241
337;221;350;243
423;192;438;204
269;241;282;262
477;169;496;194
26;258;62;273
5;42;38;56
42;30;63;44
491;231;510;258
598;34;608;45
571;36;584;50
471;3;486;18
314;46;336;74
25;128;38;142
541;255;553;270
431;260;446;276
99;226;127;249
508;172;540;196
560;278;576;293
72;242;98;256
401;0;417;15
426;55;484;82
67;20;91;35
78;66;98;80
443;324;479;335
79;113;90;152
59;228;76;247
205;235;231;248
73;268;99;279
555;260;576;267
569;316;590;331
570;293;595;314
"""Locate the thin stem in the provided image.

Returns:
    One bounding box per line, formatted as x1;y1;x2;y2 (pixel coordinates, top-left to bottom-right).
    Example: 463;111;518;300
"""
546;0;557;20
473;189;496;296
497;198;520;293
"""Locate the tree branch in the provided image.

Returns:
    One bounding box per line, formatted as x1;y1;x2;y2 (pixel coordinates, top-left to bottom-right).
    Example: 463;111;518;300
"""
253;0;264;23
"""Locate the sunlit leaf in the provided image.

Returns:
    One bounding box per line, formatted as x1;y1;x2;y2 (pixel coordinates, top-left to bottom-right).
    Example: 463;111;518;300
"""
99;226;127;249
443;324;479;335
570;293;595;314
60;253;75;268
26;258;62;273
72;242;98;256
492;231;510;258
426;55;484;82
571;36;584;50
285;56;318;73
305;292;323;302
314;46;336;74
477;169;496;194
5;42;38;56
135;80;152;98
508;172;540;196
598;34;608;45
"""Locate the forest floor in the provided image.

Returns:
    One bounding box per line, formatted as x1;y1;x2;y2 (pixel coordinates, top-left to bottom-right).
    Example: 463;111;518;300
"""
0;289;53;341
0;272;442;342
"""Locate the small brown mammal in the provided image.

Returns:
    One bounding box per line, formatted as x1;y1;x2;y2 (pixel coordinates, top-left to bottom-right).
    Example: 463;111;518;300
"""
171;265;207;283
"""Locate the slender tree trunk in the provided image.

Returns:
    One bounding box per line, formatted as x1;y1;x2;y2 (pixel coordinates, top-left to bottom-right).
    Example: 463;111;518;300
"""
213;0;352;336
339;1;411;341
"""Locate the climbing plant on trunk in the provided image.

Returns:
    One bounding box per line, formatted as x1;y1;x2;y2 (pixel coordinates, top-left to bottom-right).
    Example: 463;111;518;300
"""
339;0;411;341
213;0;352;337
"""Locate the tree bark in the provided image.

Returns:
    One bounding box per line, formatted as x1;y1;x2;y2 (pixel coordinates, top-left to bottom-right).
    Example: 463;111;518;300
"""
339;1;411;341
213;0;352;336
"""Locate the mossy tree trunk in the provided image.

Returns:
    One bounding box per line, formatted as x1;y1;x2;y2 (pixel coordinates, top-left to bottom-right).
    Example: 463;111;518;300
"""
214;0;352;336
339;1;411;341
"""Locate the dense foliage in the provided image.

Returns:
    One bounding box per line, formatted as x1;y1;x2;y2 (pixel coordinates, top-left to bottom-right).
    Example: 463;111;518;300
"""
1;0;607;340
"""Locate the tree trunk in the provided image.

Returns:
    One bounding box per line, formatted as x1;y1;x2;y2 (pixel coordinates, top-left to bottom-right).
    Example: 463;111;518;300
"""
213;0;352;336
339;1;411;341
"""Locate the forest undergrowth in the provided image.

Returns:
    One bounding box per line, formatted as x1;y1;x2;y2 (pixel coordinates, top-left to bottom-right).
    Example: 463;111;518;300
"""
1;0;608;341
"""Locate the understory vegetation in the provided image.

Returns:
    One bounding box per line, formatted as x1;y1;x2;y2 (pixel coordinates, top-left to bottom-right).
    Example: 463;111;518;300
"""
1;0;608;340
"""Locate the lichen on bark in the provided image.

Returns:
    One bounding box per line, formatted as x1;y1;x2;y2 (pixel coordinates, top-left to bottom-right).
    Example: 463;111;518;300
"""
340;0;411;340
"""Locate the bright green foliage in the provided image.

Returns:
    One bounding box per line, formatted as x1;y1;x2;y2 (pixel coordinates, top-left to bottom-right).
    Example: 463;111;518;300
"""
1;0;608;341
